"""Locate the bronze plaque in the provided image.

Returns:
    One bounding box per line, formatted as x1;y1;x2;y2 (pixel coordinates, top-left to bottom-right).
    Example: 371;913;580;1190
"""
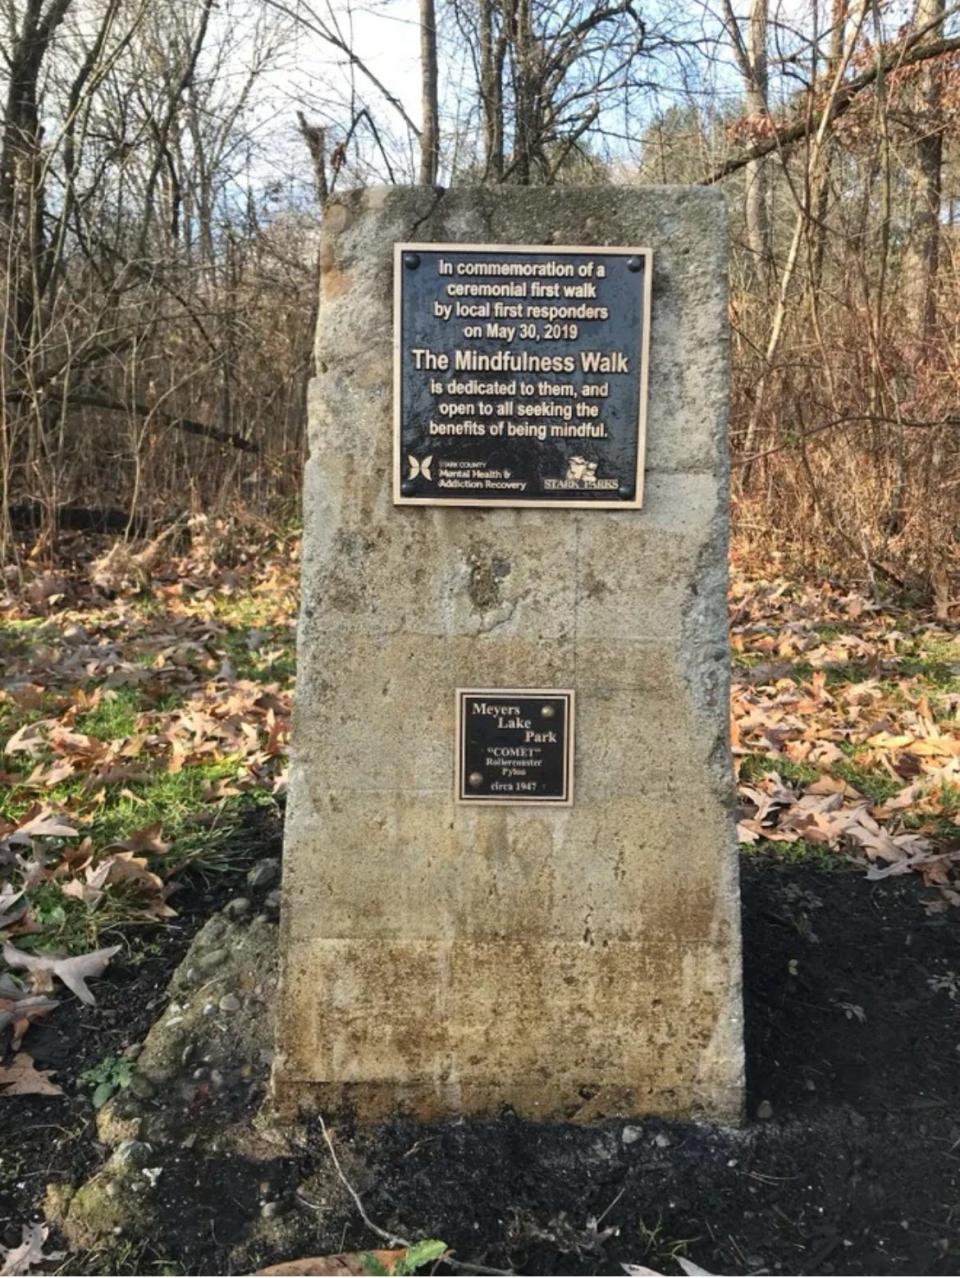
394;243;651;508
456;689;574;805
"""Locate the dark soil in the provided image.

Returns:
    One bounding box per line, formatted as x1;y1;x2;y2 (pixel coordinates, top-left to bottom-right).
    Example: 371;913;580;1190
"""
4;843;960;1276
0;806;282;1258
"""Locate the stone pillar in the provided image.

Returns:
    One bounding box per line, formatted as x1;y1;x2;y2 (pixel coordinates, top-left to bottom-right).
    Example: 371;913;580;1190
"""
273;186;744;1122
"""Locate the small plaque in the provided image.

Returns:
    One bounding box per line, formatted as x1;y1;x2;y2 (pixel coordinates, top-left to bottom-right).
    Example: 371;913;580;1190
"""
394;243;651;508
456;688;574;805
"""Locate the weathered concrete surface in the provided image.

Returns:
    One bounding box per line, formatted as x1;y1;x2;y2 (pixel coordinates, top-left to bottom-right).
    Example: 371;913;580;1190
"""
273;186;744;1122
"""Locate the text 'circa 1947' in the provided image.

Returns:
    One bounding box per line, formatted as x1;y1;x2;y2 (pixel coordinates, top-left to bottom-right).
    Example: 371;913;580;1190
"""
394;244;651;508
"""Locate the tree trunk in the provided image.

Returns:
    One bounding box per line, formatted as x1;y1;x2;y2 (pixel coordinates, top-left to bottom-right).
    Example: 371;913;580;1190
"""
811;0;848;287
902;0;945;342
479;0;504;181
743;0;770;276
418;0;439;185
511;0;535;184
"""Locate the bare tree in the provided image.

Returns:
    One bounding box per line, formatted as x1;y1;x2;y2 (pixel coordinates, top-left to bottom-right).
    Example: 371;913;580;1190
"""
902;0;946;340
447;0;656;184
0;0;313;554
722;0;771;277
420;0;440;184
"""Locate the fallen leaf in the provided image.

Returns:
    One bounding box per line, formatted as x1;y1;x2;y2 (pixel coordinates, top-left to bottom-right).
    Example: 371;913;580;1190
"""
111;822;171;856
0;889;27;931
59;879;103;906
7;808;78;843
0;1223;64;1276
678;1259;717;1277
0;995;60;1049
256;1251;406;1276
2;720;54;758
3;942;121;1004
0;1052;63;1097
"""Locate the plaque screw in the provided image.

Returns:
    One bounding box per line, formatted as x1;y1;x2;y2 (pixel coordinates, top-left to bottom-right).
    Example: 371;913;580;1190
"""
468;771;484;788
400;480;416;496
626;256;642;272
404;252;421;270
541;705;556;718
618;483;635;499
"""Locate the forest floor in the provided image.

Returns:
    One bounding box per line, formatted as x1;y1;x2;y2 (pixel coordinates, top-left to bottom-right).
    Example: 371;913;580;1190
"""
1;525;959;1277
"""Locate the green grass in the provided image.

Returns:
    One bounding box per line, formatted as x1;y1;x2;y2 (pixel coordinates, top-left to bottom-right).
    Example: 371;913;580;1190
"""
831;760;901;804
739;838;844;869
0;615;47;648
739;756;820;788
900;810;960;839
14;882;107;954
74;687;144;740
731;650;780;671
74;759;245;844
896;660;960;690
820;661;874;686
934;789;960;821
216;622;297;683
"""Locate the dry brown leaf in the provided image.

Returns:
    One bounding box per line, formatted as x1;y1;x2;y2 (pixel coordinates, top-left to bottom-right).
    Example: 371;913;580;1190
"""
3;941;121;1003
201;776;241;801
0;889;27;931
3;719;54;758
113;822;172;855
808;774;862;799
0;995;60;1049
4;808;78;845
59;879;103;906
39;758;78;787
0;1222;64;1275
96;852;165;894
0;1052;63;1097
256;1251;406;1276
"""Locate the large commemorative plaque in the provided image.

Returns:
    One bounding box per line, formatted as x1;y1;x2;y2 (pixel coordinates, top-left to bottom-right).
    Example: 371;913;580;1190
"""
394;243;651;508
456;689;574;805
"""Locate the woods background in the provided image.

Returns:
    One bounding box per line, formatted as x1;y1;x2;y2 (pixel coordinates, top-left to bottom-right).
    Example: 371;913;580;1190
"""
1;0;958;601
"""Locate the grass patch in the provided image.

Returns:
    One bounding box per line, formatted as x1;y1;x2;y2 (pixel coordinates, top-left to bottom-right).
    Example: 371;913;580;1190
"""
831;760;901;804
731;651;780;671
74;687;144;741
199;586;295;632
0;615;47;649
73;760;246;846
13;882;106;955
934;789;960;821
740;838;844;869
739;756;821;788
821;662;874;686
900;812;960;840
216;623;297;683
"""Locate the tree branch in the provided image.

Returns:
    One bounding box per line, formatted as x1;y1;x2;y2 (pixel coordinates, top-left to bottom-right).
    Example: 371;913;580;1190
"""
5;389;258;453
704;31;960;184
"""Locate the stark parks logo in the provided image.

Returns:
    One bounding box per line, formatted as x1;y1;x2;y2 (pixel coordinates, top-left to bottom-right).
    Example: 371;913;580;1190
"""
544;455;618;492
566;456;597;483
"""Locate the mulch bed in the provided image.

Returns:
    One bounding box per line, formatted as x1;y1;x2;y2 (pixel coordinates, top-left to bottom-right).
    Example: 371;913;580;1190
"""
3;836;959;1276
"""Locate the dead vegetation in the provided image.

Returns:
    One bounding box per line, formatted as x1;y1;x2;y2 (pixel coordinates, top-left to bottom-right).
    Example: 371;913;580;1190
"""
731;562;960;902
1;523;296;1094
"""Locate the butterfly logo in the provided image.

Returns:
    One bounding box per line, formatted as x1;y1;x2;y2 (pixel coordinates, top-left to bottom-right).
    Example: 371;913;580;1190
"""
407;454;433;481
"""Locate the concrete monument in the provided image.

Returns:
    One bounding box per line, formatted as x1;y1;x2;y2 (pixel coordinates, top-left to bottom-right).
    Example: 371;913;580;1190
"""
273;185;744;1122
